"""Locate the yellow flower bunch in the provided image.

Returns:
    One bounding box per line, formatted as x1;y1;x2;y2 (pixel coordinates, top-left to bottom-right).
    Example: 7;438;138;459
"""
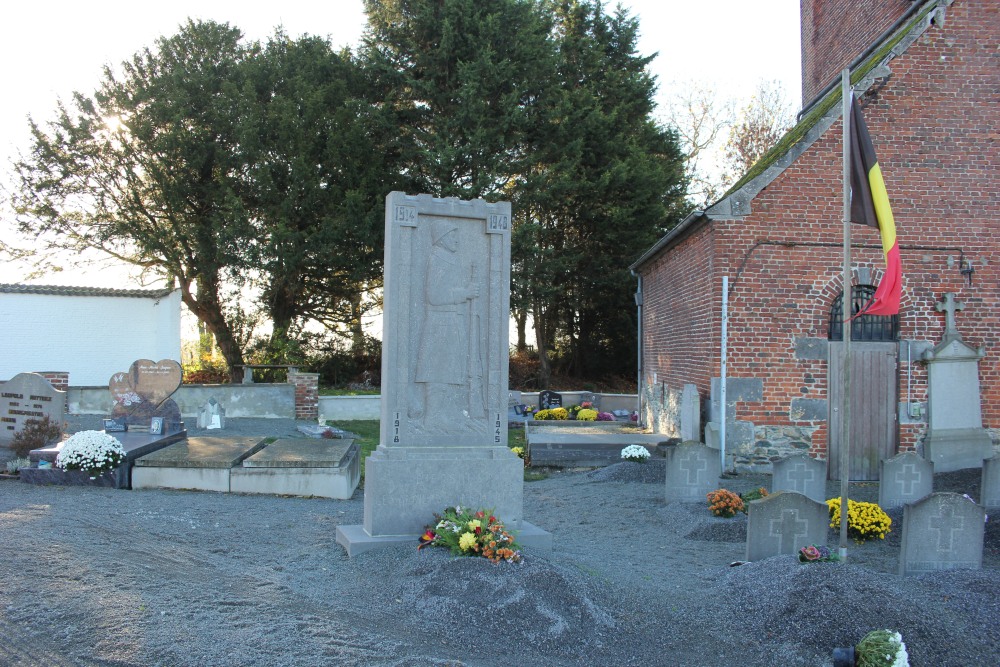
826;498;892;542
549;407;568;420
577;409;598;421
534;409;552;420
707;489;745;518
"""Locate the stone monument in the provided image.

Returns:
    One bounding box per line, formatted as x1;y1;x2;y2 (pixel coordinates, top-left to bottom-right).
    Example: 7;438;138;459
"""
899;492;984;576
921;293;993;472
771;454;827;503
878;452;933;509
337;192;548;555
745;491;829;561
0;373;66;446
109;359;184;432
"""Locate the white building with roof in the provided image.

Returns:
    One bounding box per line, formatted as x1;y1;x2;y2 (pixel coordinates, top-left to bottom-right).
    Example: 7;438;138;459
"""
0;284;181;386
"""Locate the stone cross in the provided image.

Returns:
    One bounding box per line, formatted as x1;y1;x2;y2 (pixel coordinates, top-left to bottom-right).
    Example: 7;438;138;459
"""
895;463;921;496
936;292;965;342
929;505;964;553
680;449;708;484
770;509;809;554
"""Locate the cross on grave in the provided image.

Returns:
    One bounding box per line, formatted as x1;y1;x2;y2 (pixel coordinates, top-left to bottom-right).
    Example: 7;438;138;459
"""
894;463;922;496
787;462;815;491
929;505;965;553
936;292;965;342
770;509;809;554
679;450;708;485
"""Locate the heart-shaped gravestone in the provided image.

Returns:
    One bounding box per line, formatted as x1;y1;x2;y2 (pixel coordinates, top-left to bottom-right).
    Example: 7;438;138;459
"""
109;359;182;409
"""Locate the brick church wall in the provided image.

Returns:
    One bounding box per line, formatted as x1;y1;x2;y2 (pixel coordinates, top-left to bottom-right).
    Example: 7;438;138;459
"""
639;0;999;464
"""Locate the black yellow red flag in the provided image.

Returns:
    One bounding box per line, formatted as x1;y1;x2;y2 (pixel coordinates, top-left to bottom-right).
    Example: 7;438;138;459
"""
849;97;901;316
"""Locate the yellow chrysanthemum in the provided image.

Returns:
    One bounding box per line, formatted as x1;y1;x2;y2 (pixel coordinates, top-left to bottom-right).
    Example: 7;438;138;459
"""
459;532;477;551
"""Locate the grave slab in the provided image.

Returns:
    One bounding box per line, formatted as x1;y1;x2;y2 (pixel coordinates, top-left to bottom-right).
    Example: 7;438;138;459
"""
23;430;186;489
772;455;827;503
745;491;829;561
131;436;265;492
231;438;360;499
899;492;985;576
879;452;933;509
664;443;720;502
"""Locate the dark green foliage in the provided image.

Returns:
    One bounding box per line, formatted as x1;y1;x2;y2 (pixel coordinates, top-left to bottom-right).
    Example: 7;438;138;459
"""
11;416;63;458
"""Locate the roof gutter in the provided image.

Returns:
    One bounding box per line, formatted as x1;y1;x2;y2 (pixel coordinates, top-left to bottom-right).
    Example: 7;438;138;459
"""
629;209;707;274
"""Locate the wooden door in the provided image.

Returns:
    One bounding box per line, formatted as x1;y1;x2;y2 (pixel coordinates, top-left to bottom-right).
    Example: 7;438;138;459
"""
828;342;898;480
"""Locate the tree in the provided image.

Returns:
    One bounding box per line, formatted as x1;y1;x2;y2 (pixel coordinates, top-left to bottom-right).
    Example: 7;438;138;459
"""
361;0;554;199
13;20;256;380
238;32;403;362
724;80;795;181
513;0;687;384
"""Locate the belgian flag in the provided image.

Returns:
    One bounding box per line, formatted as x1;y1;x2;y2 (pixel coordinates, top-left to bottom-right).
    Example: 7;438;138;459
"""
849;96;901;316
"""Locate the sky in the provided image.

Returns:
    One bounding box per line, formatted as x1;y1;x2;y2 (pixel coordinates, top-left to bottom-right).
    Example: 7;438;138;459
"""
0;0;800;287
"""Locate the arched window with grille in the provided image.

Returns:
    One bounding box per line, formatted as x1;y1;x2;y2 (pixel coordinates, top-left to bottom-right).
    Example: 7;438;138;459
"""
828;285;899;342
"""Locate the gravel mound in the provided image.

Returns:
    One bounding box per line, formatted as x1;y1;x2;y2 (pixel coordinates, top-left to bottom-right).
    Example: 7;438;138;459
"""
2;437;1000;666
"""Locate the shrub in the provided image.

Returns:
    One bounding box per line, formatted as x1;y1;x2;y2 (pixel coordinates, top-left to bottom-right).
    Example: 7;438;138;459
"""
11;416;63;458
577;408;598;421
740;487;769;507
707;489;745;518
826;498;892;542
5;457;31;474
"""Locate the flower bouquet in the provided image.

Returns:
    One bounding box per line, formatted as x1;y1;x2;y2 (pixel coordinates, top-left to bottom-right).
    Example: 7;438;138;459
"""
418;506;523;564
798;544;841;563
55;430;126;478
826;497;892;542
577;408;598;421
596;411;615;422
620;444;651;463
855;629;910;667
707;488;744;517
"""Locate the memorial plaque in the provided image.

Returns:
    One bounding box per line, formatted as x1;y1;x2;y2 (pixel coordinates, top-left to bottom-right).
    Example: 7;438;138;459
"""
899;492;985;576
746;491;829;561
109;359;183;430
0;373;66;446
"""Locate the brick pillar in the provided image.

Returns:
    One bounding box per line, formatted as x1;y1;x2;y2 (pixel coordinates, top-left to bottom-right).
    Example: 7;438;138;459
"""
291;371;319;421
35;372;69;392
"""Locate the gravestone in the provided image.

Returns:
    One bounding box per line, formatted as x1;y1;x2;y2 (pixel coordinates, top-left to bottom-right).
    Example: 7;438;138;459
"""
899;492;984;576
679;384;700;442
337;192;547;556
981;456;1000;510
539;390;563;410
0;373;66;446
921;293;993;472
507;391;529;424
109;359;183;432
771;455;827;503
197;398;226;430
879;452;933;509
664;442;721;502
745;491;829;561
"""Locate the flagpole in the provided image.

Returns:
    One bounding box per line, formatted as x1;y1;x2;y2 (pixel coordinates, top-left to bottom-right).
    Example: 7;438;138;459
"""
839;69;852;561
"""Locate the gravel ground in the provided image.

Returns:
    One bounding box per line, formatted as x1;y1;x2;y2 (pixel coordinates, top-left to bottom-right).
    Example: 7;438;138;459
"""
1;420;999;666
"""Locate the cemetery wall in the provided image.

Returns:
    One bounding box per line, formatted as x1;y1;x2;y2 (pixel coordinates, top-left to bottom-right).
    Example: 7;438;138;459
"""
0;286;181;386
636;0;999;463
68;384;295;419
800;0;911;104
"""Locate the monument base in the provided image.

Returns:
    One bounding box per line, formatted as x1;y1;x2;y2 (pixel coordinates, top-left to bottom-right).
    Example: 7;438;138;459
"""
336;444;550;556
922;427;993;473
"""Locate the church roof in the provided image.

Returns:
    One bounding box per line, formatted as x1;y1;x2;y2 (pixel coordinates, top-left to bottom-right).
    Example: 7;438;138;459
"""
631;0;942;273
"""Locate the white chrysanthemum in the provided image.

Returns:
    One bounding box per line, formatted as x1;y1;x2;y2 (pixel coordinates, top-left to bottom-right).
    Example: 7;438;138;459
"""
620;444;651;462
56;430;126;474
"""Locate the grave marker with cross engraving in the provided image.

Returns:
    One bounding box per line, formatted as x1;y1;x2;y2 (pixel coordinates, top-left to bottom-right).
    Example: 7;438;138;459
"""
879;452;933;509
772;455;826;503
899;492;984;575
746;491;829;561
665;443;720;502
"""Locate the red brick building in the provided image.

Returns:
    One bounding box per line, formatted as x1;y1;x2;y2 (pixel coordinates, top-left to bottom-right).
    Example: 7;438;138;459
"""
632;0;998;477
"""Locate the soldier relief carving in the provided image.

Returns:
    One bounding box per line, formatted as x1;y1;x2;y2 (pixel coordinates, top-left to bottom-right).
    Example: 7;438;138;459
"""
409;217;489;435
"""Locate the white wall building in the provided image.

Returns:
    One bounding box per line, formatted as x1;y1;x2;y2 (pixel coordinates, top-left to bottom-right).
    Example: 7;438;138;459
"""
0;284;181;386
